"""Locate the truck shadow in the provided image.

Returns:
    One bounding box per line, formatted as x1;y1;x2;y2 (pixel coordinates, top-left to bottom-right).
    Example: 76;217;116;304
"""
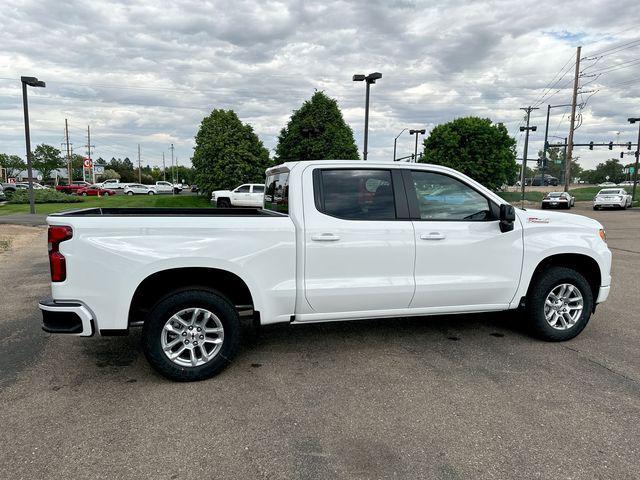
79;310;530;378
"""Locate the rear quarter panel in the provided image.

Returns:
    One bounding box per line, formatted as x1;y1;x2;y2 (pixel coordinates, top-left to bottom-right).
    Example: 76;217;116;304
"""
48;215;296;330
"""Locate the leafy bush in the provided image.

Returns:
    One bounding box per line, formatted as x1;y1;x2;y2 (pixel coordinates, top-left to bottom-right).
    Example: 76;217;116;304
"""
7;189;83;204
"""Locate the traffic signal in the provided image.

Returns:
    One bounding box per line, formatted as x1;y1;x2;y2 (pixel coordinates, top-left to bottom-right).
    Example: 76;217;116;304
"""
608;141;613;150
589;141;594;150
621;152;624;159
628;142;632;150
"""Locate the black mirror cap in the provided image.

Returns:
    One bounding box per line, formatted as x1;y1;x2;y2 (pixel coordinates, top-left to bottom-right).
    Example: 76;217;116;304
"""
499;204;516;232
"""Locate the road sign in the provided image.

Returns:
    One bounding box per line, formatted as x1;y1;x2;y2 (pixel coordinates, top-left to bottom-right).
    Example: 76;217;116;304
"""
93;165;104;174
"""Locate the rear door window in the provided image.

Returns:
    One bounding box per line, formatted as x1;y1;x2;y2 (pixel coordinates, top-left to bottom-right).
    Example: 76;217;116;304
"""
315;169;396;220
265;172;289;213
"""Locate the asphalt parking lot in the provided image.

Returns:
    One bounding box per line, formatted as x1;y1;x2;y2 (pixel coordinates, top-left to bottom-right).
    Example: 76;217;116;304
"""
1;204;638;480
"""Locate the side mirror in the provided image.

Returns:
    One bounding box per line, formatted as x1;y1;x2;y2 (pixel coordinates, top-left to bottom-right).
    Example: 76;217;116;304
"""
499;204;515;232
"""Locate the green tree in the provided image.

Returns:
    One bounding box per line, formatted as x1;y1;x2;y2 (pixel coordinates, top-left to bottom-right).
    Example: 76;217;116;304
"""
581;159;625;184
275;91;359;161
420;117;518;190
192;109;271;194
33;144;65;181
107;157;136;182
0;153;27;179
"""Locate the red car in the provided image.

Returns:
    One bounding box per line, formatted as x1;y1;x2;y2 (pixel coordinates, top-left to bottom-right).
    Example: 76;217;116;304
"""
76;184;116;197
56;181;92;194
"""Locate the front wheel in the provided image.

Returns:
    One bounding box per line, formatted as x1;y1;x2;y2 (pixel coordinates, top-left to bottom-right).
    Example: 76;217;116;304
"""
525;266;593;341
103;192;110;197
148;191;155;195
142;289;240;381
82;192;87;196
127;191;134;195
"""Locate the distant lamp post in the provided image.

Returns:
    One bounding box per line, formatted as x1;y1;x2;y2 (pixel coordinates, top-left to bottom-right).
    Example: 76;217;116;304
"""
393;128;406;161
353;72;382;160
21;76;46;214
629;117;640;202
409;129;426;162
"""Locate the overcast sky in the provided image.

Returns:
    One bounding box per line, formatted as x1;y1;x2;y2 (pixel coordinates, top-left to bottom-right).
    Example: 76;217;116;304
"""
1;0;639;170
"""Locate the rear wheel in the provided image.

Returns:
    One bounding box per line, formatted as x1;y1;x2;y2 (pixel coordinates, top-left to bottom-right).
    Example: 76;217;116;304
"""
525;266;593;341
103;192;110;197
127;191;134;195
142;289;240;381
148;191;155;195
82;192;87;196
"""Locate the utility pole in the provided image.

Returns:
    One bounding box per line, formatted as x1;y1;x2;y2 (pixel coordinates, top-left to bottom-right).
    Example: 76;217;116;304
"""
85;125;95;183
170;143;175;183
137;144;141;183
162;152;166;181
565;45;582;192
519;106;538;206
64;119;72;183
629;117;640;202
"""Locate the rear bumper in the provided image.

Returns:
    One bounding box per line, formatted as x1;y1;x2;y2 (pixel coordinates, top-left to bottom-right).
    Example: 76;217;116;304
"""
39;298;94;336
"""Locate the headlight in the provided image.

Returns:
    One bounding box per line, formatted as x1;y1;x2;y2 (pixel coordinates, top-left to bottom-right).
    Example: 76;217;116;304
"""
599;229;606;242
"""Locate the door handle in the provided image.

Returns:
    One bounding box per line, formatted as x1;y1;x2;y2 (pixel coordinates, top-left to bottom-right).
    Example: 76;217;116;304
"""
420;232;446;240
311;233;341;242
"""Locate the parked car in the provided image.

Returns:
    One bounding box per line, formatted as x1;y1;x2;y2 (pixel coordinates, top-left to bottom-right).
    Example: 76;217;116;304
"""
593;188;632;210
102;179;125;190
154;181;182;194
56;181;92;194
598;181;617;187
0;184;5;201
531;174;559;186
76;184;116;197
190;185;199;193
16;182;48;189
211;183;265;207
39;160;612;381
541;192;574;209
618;180;635;187
124;183;157;195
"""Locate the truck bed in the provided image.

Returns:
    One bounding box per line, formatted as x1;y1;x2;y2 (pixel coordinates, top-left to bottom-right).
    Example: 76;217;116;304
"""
51;207;284;217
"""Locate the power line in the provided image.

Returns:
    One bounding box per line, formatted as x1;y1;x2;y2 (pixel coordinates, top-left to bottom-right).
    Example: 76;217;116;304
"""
588;37;640;57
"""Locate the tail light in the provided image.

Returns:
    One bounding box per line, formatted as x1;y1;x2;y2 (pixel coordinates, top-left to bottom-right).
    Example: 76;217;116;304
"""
48;225;73;282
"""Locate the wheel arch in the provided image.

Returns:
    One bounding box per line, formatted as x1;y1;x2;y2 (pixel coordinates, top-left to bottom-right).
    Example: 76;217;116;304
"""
128;267;256;327
527;253;601;308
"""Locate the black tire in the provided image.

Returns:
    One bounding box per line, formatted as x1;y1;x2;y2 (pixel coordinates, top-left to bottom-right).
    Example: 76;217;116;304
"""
127;191;134;195
142;289;240;381
541;204;547;209
148;191;155;195
525;266;593;341
217;198;231;208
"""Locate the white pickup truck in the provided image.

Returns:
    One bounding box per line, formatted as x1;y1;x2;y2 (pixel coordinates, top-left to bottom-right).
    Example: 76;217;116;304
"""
40;160;611;381
211;183;265;208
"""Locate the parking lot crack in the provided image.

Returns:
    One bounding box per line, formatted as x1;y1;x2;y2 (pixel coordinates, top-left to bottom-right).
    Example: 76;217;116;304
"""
561;344;640;386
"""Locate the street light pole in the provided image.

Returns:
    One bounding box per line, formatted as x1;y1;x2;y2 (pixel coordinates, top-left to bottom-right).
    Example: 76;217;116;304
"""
353;72;382;161
629;117;640;202
21;76;46;215
393;128;406;161
409;129;426;162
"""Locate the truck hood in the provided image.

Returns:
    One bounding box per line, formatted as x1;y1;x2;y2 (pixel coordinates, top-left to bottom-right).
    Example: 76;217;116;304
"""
211;190;232;196
516;208;603;230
